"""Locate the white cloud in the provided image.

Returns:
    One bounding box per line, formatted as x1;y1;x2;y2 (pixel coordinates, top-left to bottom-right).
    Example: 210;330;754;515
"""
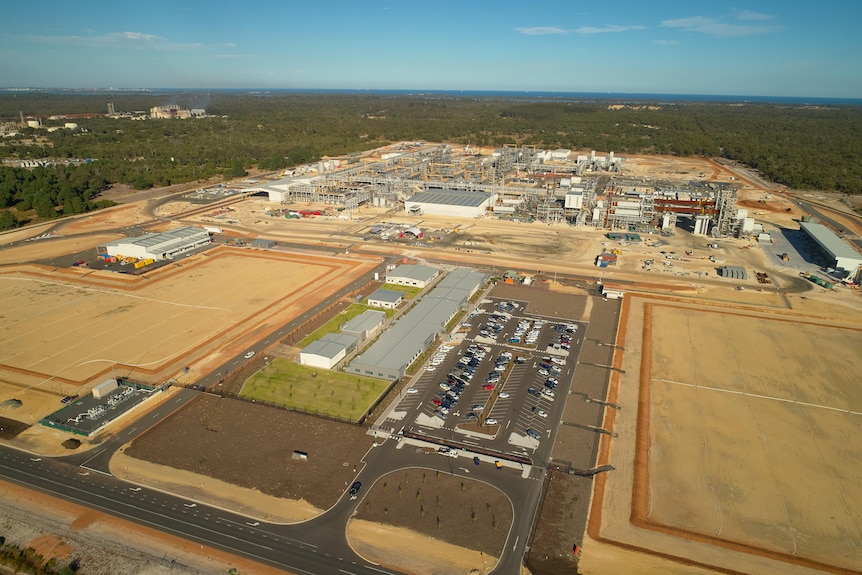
574;24;646;34
735;9;775;21
19;31;230;51
516;26;568;36
660;15;779;37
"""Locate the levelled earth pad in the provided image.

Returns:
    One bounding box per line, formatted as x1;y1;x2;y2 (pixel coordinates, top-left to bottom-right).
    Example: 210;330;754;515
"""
124;394;374;512
350;467;512;574
643;304;862;572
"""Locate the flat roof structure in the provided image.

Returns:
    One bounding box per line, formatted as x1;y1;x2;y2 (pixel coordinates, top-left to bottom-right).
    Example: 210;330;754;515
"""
386;264;439;288
98;227;211;261
349;268;486;380
250;238;277;249
404;190;495;218
367;289;405;308
299;333;358;370
341;309;386;340
718;266;748;280
800;222;862;272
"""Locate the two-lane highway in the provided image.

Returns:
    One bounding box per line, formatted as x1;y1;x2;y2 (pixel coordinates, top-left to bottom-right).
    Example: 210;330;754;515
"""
0;443;401;575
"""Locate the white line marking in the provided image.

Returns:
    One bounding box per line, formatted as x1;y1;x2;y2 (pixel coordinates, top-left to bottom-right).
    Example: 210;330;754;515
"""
654;379;859;415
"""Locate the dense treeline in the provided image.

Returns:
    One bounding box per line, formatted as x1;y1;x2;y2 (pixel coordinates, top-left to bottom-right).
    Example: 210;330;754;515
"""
1;92;860;231
0;535;80;574
0;164;115;229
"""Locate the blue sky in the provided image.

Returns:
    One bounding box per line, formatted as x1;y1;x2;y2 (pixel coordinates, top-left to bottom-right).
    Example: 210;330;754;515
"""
1;0;860;98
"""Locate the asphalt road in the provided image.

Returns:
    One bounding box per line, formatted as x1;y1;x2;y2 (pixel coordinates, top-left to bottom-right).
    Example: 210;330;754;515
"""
2;430;544;575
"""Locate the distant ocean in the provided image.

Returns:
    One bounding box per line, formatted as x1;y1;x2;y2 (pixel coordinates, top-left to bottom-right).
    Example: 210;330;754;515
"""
3;87;860;106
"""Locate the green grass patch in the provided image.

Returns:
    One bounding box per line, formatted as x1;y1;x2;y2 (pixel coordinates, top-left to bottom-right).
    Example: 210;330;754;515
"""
240;358;390;422
380;283;423;300
297;303;391;348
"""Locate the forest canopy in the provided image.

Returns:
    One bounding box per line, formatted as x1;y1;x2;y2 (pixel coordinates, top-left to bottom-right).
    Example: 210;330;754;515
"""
1;92;860;231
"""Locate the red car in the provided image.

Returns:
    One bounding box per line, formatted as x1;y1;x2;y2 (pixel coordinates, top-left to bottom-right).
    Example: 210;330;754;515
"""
482;384;495;391
432;398;442;406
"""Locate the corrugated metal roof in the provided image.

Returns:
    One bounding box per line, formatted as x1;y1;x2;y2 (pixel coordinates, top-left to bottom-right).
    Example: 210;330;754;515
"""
350;269;486;375
368;289;404;303
103;227;209;253
387;264;438;283
408;190;492;207
301;333;357;360
342;310;386;333
800;222;862;261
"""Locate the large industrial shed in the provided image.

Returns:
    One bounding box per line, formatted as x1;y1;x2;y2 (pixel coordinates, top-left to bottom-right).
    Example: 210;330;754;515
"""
800;222;862;274
404;189;495;218
299;333;358;370
386;264;439;288
348;268;486;380
98;227;211;261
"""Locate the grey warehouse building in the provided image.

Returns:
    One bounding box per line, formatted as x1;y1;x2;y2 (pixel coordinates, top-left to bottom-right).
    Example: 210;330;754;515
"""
367;288;405;309
800;222;862;276
299;333;358;370
404;189;496;218
98;227;211;261
348;268;486;380
341;309;386;341
386;264;439;288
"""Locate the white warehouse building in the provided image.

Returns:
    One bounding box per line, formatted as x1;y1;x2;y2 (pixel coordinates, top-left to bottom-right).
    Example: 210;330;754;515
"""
98;227;211;261
404;189;495;218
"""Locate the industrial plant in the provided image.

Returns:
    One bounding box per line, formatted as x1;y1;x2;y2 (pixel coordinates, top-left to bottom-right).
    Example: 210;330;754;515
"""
247;143;742;237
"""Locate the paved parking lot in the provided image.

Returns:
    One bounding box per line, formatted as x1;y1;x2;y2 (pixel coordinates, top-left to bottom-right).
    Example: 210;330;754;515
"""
387;291;590;464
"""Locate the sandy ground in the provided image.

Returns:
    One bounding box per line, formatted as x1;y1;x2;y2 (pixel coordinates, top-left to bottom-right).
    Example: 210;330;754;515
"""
0;248;375;390
1;150;861;575
347;519;502;575
584;294;862;575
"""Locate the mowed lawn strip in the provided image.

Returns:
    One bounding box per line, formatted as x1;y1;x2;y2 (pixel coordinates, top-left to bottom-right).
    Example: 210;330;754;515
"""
380;283;423;300
241;358;389;422
297;303;395;348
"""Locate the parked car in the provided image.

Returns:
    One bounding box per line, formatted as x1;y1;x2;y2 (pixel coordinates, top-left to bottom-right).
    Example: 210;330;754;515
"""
532;407;548;418
526;428;541;440
406;387;419;394
485;418;498;425
482;384;495;391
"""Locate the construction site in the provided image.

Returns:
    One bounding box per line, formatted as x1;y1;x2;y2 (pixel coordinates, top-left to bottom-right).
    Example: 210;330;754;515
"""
245;143;742;237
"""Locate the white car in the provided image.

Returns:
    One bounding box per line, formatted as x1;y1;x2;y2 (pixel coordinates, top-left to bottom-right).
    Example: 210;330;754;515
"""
244;351;255;359
406;387;419;394
498;392;510;399
535;409;548;418
542;388;555;398
484;418;498;425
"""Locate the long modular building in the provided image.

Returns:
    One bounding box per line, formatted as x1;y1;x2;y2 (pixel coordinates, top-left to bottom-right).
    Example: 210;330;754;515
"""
348;268;486;380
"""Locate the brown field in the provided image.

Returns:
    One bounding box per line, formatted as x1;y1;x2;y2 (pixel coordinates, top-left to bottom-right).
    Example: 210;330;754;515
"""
0;247;377;391
2;148;861;575
585;296;862;575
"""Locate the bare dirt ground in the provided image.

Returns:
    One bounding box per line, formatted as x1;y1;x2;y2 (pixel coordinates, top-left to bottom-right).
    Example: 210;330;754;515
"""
350;467;513;571
2;151;861;575
0;247;375;392
584;294;862;575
